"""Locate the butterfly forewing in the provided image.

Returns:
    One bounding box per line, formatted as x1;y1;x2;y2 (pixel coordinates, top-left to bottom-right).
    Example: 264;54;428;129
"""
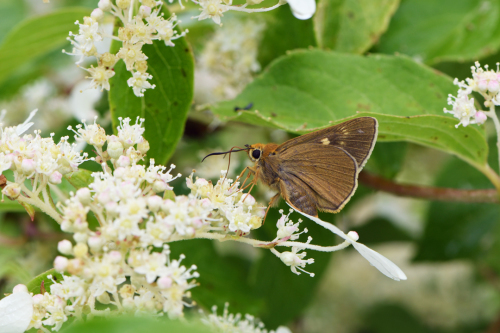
275;144;358;216
278;117;378;170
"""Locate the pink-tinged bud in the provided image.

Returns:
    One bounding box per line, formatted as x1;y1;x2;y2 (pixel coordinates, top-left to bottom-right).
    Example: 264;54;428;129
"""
33;294;43;305
54;256;69;272
76;188;91;205
139;5;152;17
200;198;212;208
91;8;104;21
347;231;359;241
97;191;111;205
137;139;150;154
157;276;173;289
475;111;488;124
67;258;84;275
108;251;122;263
241;194;256;206
113;167;126;178
185;227;196;237
21;159;36;175
488;80;500;93
13;284;28;294
2;183;21;199
49;171;63;185
193;218;203;228
88;236;103;250
478;79;488;91
195;178;209;187
147;195;162;212
116;155;130;167
57;240;73;255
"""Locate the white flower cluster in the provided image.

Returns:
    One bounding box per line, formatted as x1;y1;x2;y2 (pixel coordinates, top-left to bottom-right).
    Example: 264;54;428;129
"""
63;0;186;97
187;174;265;234
203;303;292;333
443;61;500;127
0;109;88;221
199;19;264;99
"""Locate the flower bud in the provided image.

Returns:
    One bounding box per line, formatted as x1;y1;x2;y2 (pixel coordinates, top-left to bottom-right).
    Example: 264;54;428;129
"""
475;111;488;124
107;140;124;159
280;251;298;266
88;236;103;251
67;258;84;275
240;194;256;206
49;171;62;185
116;155;130;167
152;180;168;192
97;292;111;304
58;240;73;255
249;216;262;230
137;139;150;153
157;276;172;289
119;284;136;299
147;195;162;212
139;5;152;17
116;0;131;9
347;231;359;241
2;183;21;199
13;284;28;294
98;0;112;11
73;243;89;258
478;79;488;92
488;80;500;93
100;52;118;68
91;8;104;21
108;251;122;263
54;256;69;272
21;159;36;175
74;232;88;243
33;294;43;305
76;188;92;205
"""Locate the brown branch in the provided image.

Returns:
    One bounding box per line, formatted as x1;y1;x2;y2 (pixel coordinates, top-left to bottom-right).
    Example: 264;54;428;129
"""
359;171;499;203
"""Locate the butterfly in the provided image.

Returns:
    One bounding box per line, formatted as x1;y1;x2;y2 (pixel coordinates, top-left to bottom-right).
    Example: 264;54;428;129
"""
204;117;378;219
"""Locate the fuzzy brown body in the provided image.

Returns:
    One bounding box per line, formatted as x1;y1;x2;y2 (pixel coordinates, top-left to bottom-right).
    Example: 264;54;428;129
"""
244;117;378;217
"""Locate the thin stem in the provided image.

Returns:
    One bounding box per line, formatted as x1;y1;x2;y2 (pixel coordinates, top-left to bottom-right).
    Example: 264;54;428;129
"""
486;105;500;175
17;194;63;224
359;171;500;203
226;2;283;13
277;239;351;252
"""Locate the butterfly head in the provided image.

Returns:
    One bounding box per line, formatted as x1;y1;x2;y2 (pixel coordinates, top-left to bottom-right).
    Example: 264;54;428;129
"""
245;143;278;163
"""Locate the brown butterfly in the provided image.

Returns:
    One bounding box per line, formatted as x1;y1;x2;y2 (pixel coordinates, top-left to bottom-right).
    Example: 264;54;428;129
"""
203;117;378;219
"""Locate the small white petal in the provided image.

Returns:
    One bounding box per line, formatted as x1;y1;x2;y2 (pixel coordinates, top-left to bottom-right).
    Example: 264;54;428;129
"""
291;204;407;281
351;242;407;281
0;292;34;333
287;0;316;20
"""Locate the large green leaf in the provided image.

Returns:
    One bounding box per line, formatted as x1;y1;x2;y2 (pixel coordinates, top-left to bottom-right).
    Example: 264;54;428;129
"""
209;50;488;169
109;37;194;165
314;0;399;53
59;316;208;333
0;8;90;84
0;0;27;44
26;269;63;295
377;0;500;65
64;169;94;190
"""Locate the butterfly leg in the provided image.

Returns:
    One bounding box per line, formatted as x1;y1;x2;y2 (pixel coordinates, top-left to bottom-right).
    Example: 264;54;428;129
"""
263;192;281;223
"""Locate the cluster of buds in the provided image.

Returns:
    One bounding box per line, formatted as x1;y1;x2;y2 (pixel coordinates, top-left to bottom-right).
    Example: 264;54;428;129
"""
64;0;186;97
443;61;500;127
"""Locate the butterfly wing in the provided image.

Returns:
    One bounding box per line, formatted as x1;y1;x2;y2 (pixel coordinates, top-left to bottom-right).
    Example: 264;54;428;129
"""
279;117;377;170
275;143;358;216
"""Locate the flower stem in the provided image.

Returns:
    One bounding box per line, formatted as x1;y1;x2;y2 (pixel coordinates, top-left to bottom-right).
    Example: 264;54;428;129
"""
486;105;500;174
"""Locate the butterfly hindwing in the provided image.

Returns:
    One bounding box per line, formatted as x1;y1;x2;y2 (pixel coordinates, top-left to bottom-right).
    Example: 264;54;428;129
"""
275;143;358;215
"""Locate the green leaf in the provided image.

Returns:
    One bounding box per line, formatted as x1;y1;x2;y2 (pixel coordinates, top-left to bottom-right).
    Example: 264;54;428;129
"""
59;316;208;333
109;37;194;165
209;50;488;168
354;217;414;244
0;0;27;44
0;7;90;84
26;269;63;295
64;169;94;190
377;0;500;65
257;6;316;69
314;0;399;53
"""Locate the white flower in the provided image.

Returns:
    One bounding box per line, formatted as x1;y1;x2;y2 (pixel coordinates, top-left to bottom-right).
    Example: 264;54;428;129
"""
85;64;115;91
127;71;156;97
444;91;478;128
286;0;316;19
134;251;169;283
117;43;148;71
0;285;34;333
195;0;228;25
116;117;146;148
279;238;315;277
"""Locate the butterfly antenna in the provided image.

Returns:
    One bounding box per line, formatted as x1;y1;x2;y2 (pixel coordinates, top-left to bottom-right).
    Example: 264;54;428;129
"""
201;146;249;162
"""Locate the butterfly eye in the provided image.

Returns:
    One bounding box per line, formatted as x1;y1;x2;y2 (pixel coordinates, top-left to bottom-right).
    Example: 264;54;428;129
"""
251;149;261;159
